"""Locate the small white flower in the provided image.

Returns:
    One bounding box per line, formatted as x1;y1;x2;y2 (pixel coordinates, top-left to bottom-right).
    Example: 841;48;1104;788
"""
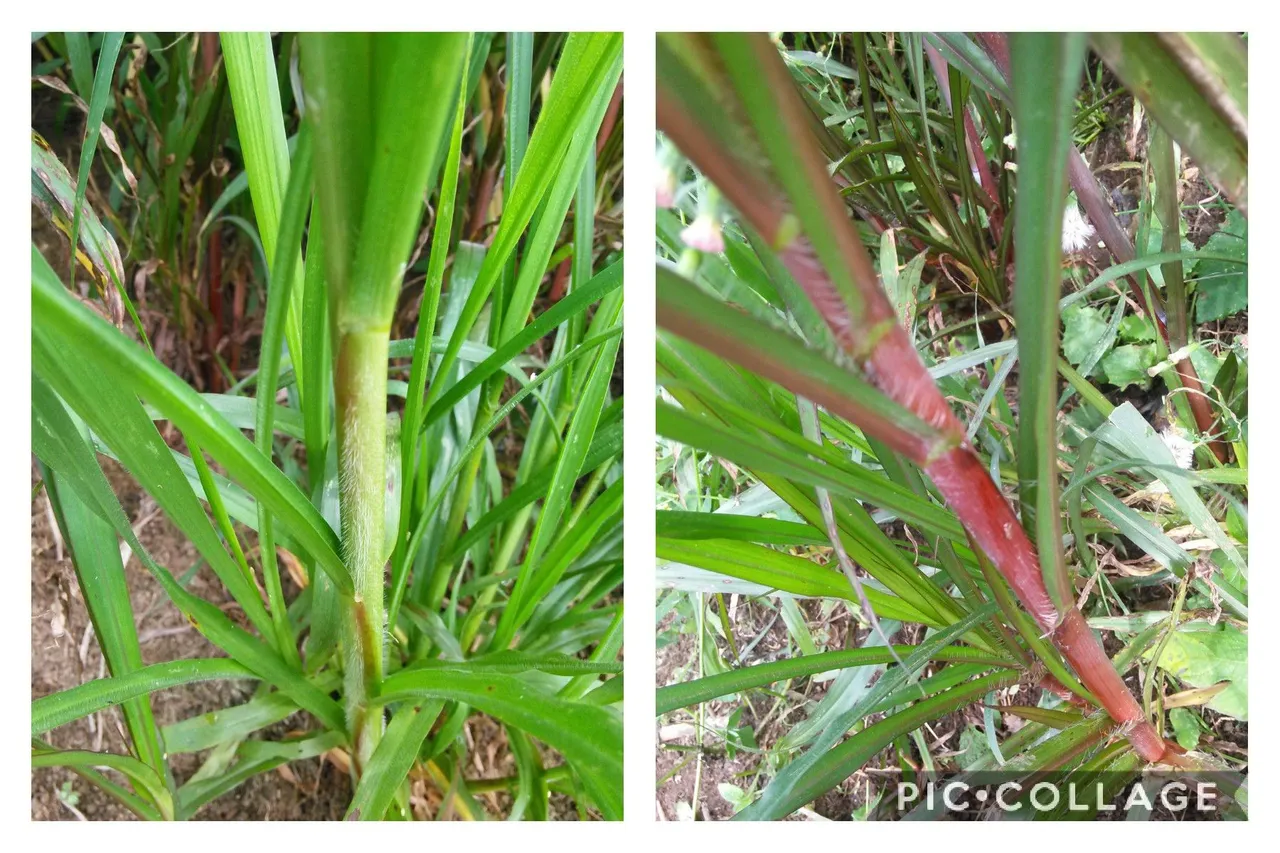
656;167;677;209
656;137;684;209
681;214;724;254
1061;204;1095;254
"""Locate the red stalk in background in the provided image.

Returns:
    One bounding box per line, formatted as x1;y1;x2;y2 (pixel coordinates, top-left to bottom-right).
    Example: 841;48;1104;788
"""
974;32;1227;462
923;41;1004;243
199;32;224;393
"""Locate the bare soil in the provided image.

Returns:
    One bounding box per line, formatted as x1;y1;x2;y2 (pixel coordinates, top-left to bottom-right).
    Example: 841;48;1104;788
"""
31;455;355;820
1080;82;1228;250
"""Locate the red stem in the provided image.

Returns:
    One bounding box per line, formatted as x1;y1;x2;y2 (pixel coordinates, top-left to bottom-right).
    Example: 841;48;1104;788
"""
924;42;1003;227
200;32;223;393
547;257;571;302
596;76;623;157
658;54;1174;763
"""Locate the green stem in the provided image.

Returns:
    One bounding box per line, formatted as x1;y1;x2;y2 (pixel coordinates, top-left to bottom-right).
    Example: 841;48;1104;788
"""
335;326;390;773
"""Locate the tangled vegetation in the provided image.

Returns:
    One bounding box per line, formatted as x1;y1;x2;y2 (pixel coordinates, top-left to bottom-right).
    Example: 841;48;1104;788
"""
33;31;623;820
655;32;1245;821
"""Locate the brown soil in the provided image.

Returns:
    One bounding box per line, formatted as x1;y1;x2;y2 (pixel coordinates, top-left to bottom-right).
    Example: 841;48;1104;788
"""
31;456;354;820
656;597;900;821
1081;84;1229;250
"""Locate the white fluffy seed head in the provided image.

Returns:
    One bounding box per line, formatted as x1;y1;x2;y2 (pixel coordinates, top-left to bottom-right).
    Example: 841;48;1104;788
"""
1160;426;1196;470
1062;203;1096;254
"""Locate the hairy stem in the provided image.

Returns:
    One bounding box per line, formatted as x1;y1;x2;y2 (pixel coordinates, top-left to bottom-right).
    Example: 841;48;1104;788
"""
335;327;389;773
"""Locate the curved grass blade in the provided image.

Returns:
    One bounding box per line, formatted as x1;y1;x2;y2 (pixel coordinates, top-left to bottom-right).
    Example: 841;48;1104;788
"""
658;265;946;461
422;259;623;429
658;644;1013;715
440;420;622;566
424;33;622;415
32;338;276;637
254;123;315;662
176;731;344;819
67;33;123;294
497;311;623;645
163;690;302;755
736;602;1000;820
38;450;164;776
30;132;135;338
391;325;623;629
1090;33;1247;214
659;537;928;622
400;651;622;678
32;247;348;593
377;669;622;820
32;745;174;821
399;36;472;565
32;319;346;732
33;659;255;735
926;33;1012;102
221;32;308;393
656;511;828;546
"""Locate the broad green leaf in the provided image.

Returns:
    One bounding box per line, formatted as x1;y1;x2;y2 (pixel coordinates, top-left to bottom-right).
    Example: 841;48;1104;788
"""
1119;314;1159;343
1062;304;1109;369
1146;622;1246;720
1169;707;1202;751
1195;209;1248;323
1101;344;1158;390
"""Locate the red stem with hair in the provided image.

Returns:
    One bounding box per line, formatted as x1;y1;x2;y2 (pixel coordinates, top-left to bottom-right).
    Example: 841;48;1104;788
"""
658;40;1177;763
